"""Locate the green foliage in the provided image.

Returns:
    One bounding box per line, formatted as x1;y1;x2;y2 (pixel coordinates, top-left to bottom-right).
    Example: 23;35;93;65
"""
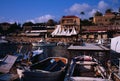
80;11;85;15
105;9;112;13
81;19;94;26
23;22;34;26
94;11;103;16
0;22;21;35
46;19;57;26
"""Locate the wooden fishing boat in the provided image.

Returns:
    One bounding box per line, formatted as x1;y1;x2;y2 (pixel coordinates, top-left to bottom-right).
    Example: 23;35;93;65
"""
17;57;68;81
64;55;109;81
0;55;18;81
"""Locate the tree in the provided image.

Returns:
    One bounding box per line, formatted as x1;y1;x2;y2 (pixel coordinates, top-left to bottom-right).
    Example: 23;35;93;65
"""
23;22;34;26
80;11;85;19
81;19;94;26
0;25;2;33
8;22;21;34
105;9;112;13
80;11;85;15
46;19;57;26
94;11;103;16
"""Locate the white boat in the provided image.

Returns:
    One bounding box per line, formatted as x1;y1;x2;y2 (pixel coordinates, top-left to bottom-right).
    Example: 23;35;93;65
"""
64;55;109;81
0;39;8;44
32;47;43;57
32;39;56;47
57;41;69;46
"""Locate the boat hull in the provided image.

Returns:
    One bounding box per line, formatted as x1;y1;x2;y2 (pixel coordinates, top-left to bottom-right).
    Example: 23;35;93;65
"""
23;70;65;81
22;57;68;81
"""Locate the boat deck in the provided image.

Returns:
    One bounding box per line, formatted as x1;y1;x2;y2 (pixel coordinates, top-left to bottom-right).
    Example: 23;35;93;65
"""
72;63;97;77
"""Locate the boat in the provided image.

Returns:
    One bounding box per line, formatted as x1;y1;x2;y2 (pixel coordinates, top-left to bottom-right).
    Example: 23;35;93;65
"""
64;55;109;81
57;41;69;46
0;36;8;44
32;38;56;47
0;55;18;81
0;39;8;44
32;47;43;57
17;57;68;81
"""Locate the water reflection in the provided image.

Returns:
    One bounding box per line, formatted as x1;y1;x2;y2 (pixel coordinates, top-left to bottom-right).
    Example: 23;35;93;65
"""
32;46;70;61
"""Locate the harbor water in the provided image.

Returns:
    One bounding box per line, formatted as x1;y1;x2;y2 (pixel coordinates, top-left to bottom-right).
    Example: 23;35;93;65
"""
0;43;70;60
0;43;108;64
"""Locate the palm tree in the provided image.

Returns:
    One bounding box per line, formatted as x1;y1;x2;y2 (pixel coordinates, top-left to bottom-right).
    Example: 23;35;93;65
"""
80;11;85;19
80;11;85;15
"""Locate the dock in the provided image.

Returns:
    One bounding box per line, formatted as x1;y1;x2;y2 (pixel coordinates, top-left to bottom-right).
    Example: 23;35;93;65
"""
68;43;110;52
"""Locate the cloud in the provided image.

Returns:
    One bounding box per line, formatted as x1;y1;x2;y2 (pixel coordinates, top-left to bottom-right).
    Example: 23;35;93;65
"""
65;3;97;19
0;16;5;22
65;1;112;19
88;9;97;17
98;1;109;12
66;3;91;14
0;16;17;24
27;14;55;23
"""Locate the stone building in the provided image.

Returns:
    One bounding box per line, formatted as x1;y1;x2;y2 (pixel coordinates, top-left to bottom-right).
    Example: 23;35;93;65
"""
81;11;120;41
93;11;120;26
60;15;80;34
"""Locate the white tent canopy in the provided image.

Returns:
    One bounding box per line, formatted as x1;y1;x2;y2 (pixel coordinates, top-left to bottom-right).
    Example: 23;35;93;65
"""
51;25;77;37
111;36;120;53
70;27;77;35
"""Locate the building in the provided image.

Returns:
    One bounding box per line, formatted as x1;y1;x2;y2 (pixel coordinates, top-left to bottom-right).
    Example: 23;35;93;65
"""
93;11;120;26
81;11;120;40
46;26;55;37
82;26;108;39
50;16;80;43
23;25;47;37
60;16;80;34
51;15;80;37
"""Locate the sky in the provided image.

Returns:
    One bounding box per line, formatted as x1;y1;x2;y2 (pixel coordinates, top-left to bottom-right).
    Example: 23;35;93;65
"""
0;0;120;24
